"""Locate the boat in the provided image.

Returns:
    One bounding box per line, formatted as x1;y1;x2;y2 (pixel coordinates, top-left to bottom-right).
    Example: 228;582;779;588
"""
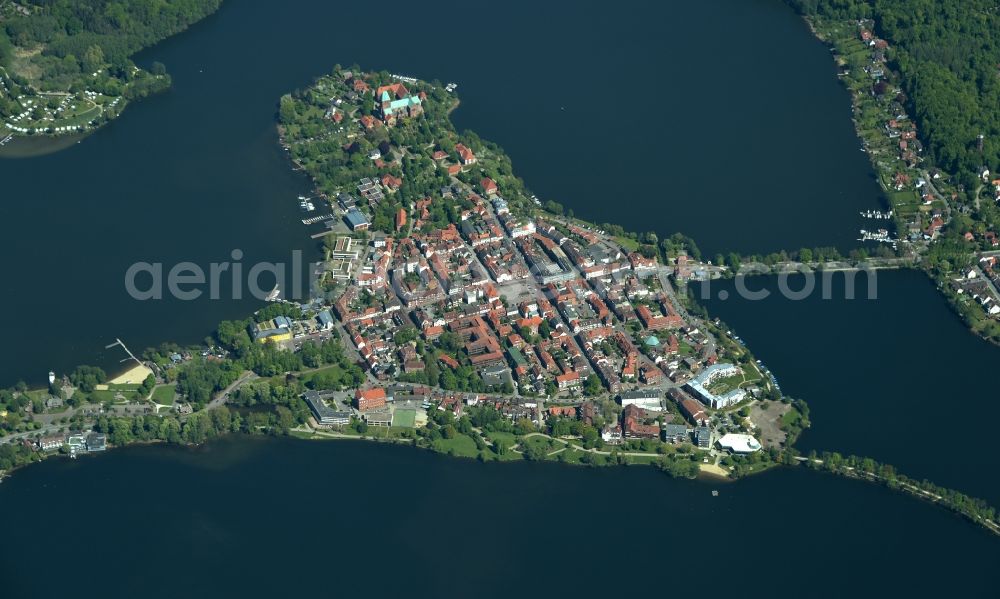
265;286;281;302
48;371;55;385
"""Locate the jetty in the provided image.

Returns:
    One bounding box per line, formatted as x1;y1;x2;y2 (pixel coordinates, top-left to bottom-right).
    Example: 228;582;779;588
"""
302;213;334;225
104;338;155;385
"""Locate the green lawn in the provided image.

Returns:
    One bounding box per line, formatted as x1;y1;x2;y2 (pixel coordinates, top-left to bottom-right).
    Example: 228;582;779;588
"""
781;409;803;430
91;384;144;402
485;431;517;447
614;236;640;252
392;408;416;428
300;365;344;388
521;435;561;455
706;373;744;395
432;434;480;458
150;384;176;405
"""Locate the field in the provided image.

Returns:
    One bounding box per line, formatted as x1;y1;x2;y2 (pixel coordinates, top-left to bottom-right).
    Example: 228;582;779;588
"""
886;189;922;219
392;408;416;428
89;383;144;403
299;365;344;388
432;434;480;458
151;384;176;405
706;373;744;395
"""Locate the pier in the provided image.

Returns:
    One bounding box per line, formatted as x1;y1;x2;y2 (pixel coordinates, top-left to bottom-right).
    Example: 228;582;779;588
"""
302;213;334;225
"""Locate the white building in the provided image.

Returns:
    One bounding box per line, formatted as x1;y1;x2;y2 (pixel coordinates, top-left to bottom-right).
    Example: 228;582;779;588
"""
619;390;663;412
717;433;762;454
685;363;746;409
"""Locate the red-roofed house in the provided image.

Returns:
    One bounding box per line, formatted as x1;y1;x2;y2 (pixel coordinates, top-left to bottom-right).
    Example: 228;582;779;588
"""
396;208;407;232
382;174;402;191
556;371;581;390
355;388;387;412
480;177;498;196
455;143;476;165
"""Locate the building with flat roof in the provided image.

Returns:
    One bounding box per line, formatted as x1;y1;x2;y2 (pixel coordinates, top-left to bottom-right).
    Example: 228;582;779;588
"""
345;207;370;231
662;424;689;443
86;432;107;452
695;426;711;449
717;433;762;454
684;363;746;409
620;389;663;412
304;391;351;426
253;316;293;344
363;409;392;427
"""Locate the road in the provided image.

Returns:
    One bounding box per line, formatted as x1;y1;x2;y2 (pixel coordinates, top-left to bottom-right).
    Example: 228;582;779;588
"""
206;371;258;410
974;264;1000;302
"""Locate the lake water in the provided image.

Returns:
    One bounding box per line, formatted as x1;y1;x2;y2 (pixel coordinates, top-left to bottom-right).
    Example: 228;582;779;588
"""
0;437;995;599
696;269;1000;506
0;0;883;385
1;2;994;593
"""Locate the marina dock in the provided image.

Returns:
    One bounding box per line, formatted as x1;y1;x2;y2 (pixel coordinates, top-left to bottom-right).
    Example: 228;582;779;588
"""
302;213;334;225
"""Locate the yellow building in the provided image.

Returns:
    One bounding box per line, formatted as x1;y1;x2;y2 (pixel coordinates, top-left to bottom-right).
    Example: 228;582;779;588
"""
253;317;294;344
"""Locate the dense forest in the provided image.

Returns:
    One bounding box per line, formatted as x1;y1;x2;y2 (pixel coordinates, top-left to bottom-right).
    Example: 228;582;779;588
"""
790;0;1000;189
0;0;220;116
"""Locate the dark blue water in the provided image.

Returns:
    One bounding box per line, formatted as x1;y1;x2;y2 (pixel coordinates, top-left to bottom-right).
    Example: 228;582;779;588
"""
0;438;995;599
697;269;1000;506
0;0;882;385
1;3;990;596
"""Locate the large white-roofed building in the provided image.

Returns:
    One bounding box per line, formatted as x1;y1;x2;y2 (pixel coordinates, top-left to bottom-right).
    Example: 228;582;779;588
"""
717;433;762;454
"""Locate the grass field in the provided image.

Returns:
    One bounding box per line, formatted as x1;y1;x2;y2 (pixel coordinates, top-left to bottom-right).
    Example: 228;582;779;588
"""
432;434;480;458
150;384;176;405
392;408;416;428
299;365;344;388
706;373;744;395
485;431;517;447
887;189;922;218
614;236;640;252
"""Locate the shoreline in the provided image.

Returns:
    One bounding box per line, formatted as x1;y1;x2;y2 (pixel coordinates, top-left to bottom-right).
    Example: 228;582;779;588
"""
0;132;90;159
0;1;222;157
798;12;1000;347
2;63;998;540
9;430;996;540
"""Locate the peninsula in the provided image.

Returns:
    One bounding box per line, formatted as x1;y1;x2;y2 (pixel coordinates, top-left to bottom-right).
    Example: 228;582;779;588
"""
0;0;221;143
0;64;996;537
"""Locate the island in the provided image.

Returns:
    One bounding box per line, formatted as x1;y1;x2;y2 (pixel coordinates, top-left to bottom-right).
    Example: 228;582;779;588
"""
0;62;996;537
0;0;221;144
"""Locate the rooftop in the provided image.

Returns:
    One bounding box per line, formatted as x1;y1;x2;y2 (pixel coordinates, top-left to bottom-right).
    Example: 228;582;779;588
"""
717;433;762;453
